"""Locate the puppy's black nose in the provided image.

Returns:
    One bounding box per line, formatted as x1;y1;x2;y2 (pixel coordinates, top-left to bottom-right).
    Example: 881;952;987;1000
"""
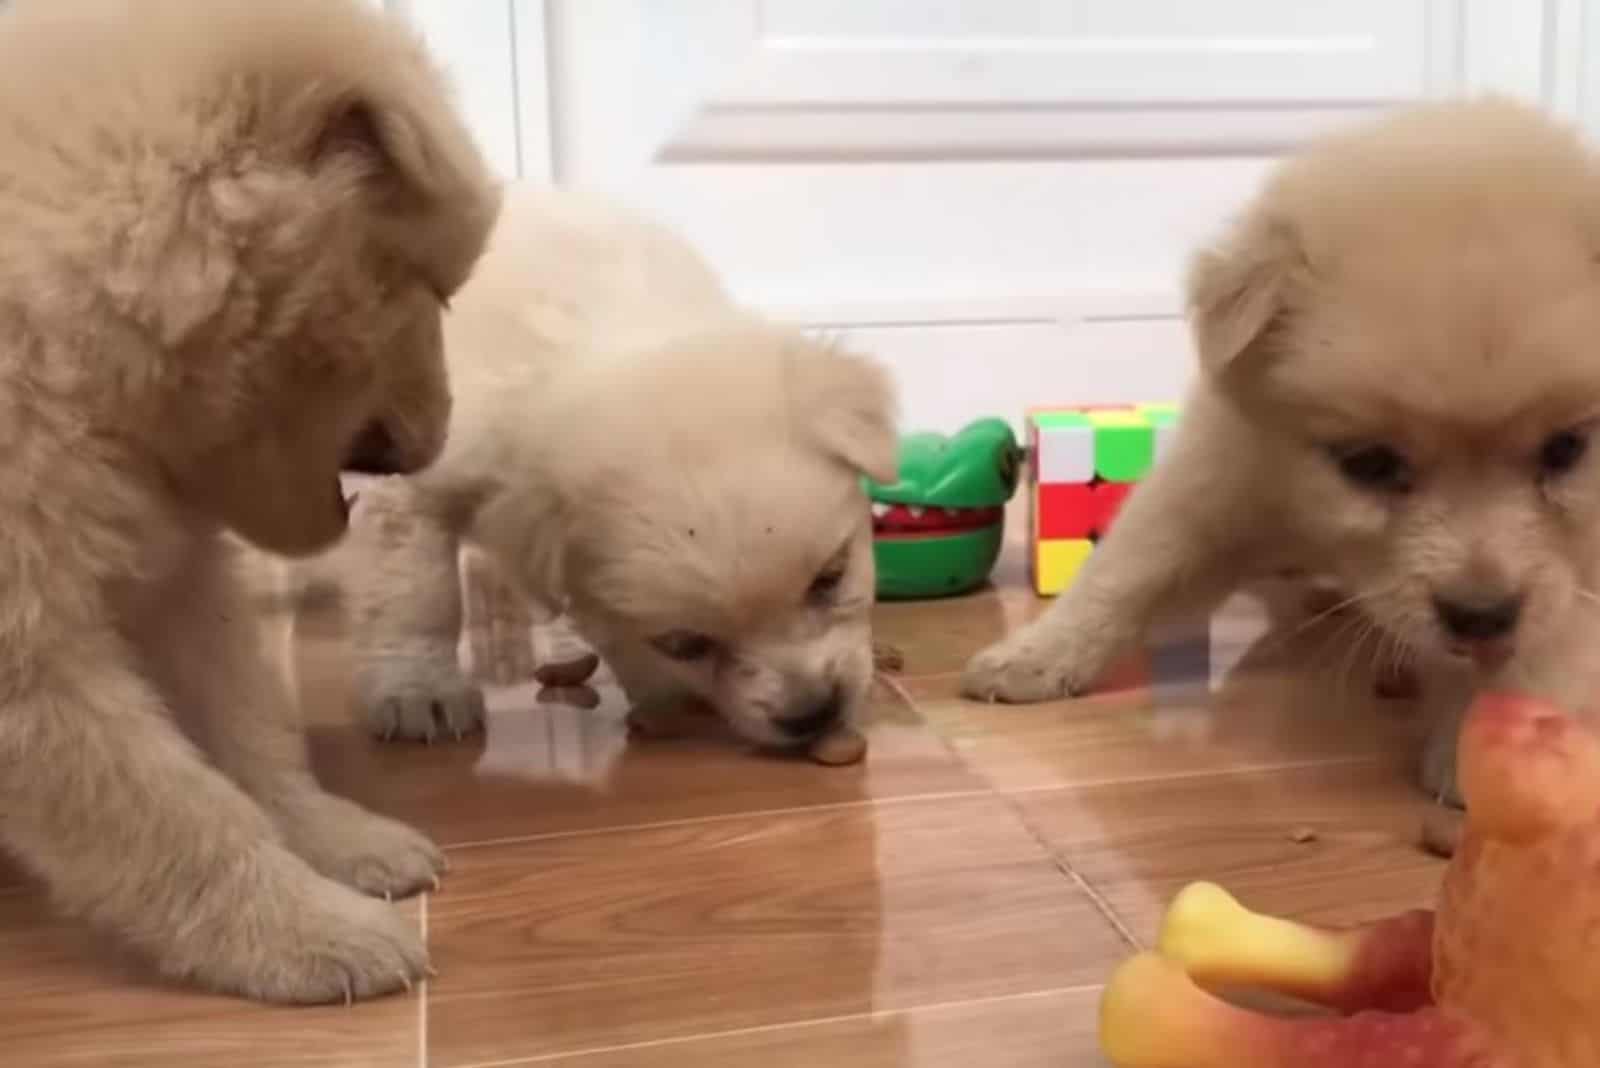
343;420;401;476
1433;593;1522;641
775;689;844;739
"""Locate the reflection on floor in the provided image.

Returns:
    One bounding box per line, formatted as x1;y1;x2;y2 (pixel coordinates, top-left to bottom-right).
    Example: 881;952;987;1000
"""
0;529;1446;1067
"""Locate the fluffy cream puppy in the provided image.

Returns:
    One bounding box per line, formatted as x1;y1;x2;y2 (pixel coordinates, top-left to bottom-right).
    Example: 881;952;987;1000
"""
964;97;1600;804
0;0;497;1000
334;187;897;752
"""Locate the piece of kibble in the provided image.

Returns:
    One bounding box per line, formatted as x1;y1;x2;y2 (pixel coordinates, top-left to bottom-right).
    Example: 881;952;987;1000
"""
1420;806;1463;859
810;725;867;766
872;641;905;673
1288;826;1318;844
534;652;600;688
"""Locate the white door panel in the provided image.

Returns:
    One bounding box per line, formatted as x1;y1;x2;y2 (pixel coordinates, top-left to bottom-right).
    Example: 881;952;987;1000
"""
733;0;1432;102
549;0;1447;177
376;1;1600;426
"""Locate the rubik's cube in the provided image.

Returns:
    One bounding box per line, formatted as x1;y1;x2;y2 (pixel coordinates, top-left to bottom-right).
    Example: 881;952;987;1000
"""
1028;403;1179;596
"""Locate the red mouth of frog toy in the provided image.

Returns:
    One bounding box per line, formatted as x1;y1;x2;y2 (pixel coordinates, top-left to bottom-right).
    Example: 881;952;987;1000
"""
869;502;1004;538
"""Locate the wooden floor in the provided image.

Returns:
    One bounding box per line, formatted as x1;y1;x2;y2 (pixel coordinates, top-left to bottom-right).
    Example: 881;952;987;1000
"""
0;532;1449;1067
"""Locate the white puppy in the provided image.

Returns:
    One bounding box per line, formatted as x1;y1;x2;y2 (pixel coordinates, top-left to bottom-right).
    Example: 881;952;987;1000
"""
335;188;898;752
964;98;1600;804
0;0;498;1000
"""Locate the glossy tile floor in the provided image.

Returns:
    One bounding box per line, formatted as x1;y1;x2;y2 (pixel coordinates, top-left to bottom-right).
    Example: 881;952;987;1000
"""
0;527;1450;1067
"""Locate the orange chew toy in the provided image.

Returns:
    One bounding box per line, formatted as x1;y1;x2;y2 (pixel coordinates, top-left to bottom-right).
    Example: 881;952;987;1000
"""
1099;691;1600;1068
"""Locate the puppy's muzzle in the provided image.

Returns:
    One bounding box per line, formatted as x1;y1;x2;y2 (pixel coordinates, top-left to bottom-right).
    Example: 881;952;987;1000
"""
775;687;845;740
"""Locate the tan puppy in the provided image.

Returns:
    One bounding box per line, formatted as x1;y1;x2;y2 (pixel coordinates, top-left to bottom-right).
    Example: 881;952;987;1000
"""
0;1;497;1000
333;187;896;752
964;97;1600;804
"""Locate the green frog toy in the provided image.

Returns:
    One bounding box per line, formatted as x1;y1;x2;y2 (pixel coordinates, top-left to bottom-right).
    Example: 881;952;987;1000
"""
866;417;1023;600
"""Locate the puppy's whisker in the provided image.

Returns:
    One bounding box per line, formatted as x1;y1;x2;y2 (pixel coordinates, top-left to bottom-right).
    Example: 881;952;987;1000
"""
1302;609;1362;681
1287;589;1377;638
1330;613;1379;712
1301;611;1357;701
1265;580;1406;661
1333;619;1365;710
1346;618;1385;709
1374;625;1407;684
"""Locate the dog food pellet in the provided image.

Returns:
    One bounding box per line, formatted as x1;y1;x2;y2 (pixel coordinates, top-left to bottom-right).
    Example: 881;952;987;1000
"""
872;641;905;673
534;652;600;688
810;725;867;766
1420;807;1463;859
1288;825;1318;844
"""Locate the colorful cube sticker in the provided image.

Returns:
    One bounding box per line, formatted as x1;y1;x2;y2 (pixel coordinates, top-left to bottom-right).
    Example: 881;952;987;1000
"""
1033;538;1093;596
1084;409;1155;482
1032;410;1095;483
1036;482;1097;540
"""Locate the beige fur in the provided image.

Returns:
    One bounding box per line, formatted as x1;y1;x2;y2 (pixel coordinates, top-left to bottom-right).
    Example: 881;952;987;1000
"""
964;97;1600;804
0;0;498;1001
326;186;897;751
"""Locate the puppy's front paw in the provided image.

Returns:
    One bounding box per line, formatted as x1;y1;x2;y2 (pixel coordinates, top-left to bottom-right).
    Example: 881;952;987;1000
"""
186;848;429;1004
357;656;485;742
276;793;445;899
961;628;1105;703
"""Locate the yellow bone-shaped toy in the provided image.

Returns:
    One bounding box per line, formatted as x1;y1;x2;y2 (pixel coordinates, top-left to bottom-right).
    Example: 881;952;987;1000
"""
1099;691;1600;1068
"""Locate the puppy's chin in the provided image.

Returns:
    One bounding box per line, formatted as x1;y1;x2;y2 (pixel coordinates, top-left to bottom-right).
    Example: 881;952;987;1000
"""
186;434;350;556
215;410;441;557
721;709;814;750
1444;640;1517;674
231;484;350;556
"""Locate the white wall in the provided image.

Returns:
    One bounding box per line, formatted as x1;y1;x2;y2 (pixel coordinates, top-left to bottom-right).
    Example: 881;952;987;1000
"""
387;1;1600;432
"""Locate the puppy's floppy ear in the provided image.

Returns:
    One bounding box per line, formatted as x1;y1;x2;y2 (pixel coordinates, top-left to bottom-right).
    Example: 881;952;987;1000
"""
313;99;428;191
789;342;901;484
1187;212;1304;375
299;78;501;292
311;95;461;203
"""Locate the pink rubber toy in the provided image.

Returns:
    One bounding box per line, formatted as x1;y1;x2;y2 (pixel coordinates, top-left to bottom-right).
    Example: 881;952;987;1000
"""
1099;691;1600;1068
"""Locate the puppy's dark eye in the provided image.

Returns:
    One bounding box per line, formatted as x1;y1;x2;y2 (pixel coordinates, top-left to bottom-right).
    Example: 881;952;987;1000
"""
1539;428;1588;476
808;563;846;603
1331;443;1411;493
650;630;718;662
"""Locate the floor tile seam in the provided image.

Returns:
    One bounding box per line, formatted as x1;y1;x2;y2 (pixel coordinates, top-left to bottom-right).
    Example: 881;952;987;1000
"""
995;753;1389;797
988;753;1393;951
997;785;1144;952
437;787;995;853
435;982;1105;1068
875;667;1014;807
419;891;431;1068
